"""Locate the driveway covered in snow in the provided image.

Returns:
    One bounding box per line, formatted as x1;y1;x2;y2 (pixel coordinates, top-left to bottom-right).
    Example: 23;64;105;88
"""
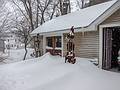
0;53;120;90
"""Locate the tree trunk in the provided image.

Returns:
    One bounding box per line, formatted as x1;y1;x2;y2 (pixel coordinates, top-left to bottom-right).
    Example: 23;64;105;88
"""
23;43;28;60
81;0;84;9
36;0;39;28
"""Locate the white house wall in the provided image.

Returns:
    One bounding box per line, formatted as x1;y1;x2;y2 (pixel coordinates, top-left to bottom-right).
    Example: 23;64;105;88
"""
63;31;99;59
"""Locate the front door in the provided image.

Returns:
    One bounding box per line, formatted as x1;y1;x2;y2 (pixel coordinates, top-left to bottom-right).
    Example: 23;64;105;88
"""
102;27;112;69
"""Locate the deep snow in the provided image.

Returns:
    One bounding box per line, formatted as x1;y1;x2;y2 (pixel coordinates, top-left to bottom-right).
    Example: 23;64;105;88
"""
0;53;120;90
0;48;34;64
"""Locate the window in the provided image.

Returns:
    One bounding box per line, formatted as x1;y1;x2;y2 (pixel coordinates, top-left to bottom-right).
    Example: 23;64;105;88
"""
11;44;13;47
46;37;53;47
56;36;61;48
46;36;61;48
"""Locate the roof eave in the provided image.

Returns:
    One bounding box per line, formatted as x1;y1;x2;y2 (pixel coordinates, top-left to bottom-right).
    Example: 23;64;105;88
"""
30;25;96;36
90;0;120;27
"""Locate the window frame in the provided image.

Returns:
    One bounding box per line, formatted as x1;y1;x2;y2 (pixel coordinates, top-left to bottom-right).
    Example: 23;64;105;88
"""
46;36;62;49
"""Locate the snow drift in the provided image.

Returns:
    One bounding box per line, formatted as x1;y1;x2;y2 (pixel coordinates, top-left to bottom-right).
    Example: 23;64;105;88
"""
0;53;120;90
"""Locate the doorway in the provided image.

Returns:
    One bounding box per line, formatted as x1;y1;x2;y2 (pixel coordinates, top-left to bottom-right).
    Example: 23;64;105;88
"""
102;26;120;70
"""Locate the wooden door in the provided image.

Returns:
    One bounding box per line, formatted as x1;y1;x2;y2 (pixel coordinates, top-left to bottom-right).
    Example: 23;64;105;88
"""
102;27;112;69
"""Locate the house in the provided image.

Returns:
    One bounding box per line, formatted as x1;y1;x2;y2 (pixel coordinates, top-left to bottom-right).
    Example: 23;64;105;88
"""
4;32;24;49
31;0;120;70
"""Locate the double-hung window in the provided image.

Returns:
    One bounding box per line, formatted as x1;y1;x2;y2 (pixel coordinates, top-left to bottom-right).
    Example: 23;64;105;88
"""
55;36;61;48
46;36;61;48
46;37;53;47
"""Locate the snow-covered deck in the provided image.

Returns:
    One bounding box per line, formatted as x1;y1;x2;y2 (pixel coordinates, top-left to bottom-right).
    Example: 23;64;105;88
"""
0;53;120;90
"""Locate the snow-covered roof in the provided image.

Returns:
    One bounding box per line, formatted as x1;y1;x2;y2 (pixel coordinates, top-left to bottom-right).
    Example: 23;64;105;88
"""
31;0;118;35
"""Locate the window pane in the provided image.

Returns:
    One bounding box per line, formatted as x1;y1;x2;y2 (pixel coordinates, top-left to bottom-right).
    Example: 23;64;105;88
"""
46;37;52;47
56;36;61;47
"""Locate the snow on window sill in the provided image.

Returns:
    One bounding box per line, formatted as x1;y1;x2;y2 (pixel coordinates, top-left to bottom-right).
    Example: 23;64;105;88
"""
55;47;62;50
46;46;53;49
46;46;62;50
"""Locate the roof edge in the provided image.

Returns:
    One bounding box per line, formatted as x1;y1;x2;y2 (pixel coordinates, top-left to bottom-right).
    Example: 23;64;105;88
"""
90;0;120;27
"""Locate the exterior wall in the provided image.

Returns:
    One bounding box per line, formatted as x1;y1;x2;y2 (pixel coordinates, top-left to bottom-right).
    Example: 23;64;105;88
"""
101;8;120;25
99;8;120;68
63;31;99;59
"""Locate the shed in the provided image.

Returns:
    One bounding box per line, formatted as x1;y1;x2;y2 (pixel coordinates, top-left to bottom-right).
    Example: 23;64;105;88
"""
31;0;120;70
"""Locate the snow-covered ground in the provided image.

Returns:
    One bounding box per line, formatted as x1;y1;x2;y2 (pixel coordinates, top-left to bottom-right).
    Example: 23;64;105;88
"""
0;53;120;90
0;48;34;64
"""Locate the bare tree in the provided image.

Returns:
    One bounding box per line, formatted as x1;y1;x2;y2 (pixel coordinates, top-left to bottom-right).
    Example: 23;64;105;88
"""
12;17;32;60
58;0;71;15
76;0;90;9
89;0;110;6
11;0;61;59
0;0;11;62
36;0;60;25
12;0;35;31
11;0;39;59
0;0;11;38
76;0;85;9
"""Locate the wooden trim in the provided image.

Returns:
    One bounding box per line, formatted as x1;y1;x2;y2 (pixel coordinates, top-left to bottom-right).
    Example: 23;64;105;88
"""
99;27;103;68
52;36;55;49
100;22;120;28
61;34;64;57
